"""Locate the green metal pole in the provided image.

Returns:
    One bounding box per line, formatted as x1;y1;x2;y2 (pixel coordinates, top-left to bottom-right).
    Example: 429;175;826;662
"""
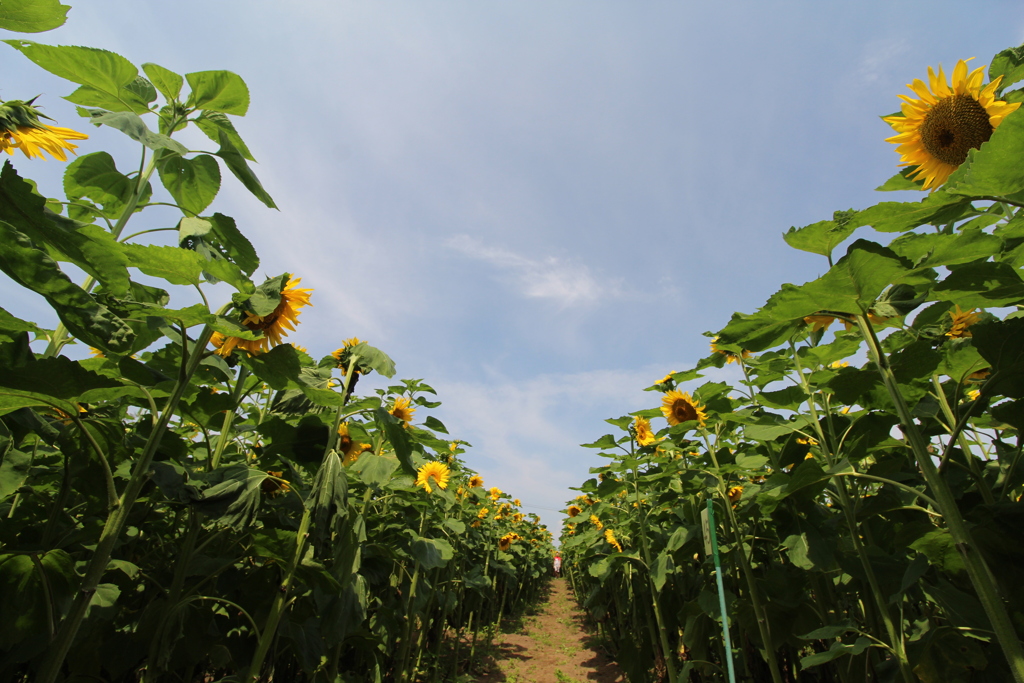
703;499;737;683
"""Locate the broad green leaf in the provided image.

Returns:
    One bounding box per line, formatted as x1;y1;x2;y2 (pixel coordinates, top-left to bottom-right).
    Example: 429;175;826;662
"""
715;311;801;351
875;168;925;192
141;62;183;102
582;434;617;449
972;318;1024;398
946;109;1024;197
800;637;871;669
991;44;1024;93
207;213;259;275
0;0;69;33
0;220;133;351
734;453;769;470
192;464;266;529
666;525;698;552
77;109;188;155
194;110;255;161
64;81;150;115
888;230;1002;269
3;40;138;103
931;262;1024;308
63;152;131;211
158;153;221;215
424;415;448;434
185;70;250;115
851;192;970;233
0;355;121;401
375;407;416;476
650;552;674;592
309;450;348;552
1;161;130;295
347;342;396;378
0;306;43;343
799;622;858;640
0;550;76;646
757;385;809;410
122;243;204;285
242;344;302;391
213;130;276;209
352;453;399;486
910;528;966;574
410;536;454;570
0;448;31;498
782;522;835;571
782;211;857;259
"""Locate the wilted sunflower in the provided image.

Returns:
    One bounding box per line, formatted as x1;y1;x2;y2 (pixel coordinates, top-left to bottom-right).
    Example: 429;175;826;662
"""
885;60;1021;190
468;475;484;488
947;305;982;338
415;461;450;493
0;98;88;161
566;504;582;517
634;415;657;446
661;390;707;428
337;423;372;464
212;276;312;356
389;397;416;427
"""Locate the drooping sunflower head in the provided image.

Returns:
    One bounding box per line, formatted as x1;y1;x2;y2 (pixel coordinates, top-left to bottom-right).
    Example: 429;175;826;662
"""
261;471;292;498
213;275;313;357
498;533;515;552
604;528;623;553
389;396;416;427
566;504;582;517
633;415;657;446
337;423;372;464
331;336;370;375
468;475;484;488
415;461;450;493
589;515;603;530
0;98;88;161
884;59;1021;190
660;390;708;428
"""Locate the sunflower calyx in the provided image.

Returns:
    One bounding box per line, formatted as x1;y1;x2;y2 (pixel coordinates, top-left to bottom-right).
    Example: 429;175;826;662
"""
0;97;51;133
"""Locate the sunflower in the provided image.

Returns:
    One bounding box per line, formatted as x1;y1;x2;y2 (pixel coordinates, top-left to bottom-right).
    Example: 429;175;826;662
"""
478;507;490;519
657;371;677;385
634;415;658;446
566;504;582;517
710;338;751;364
488;486;502;502
331;337;365;373
947;305;982;338
513;498;521;507
885;60;1021;190
211;276;312;356
589;515;603;530
498;533;515;551
727;485;744;503
468;475;484;488
337;423;372;464
261;471;291;498
660;390;707;428
1;99;88;161
389;397;416;427
415;461;450;493
604;528;623;553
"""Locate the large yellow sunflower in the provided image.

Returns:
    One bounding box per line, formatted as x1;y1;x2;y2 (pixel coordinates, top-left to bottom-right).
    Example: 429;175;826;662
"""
1;99;88;161
634;415;657;446
211;276;313;356
415;461;450;493
468;475;484;488
885;60;1021;190
566;504;582;517
389;397;416;427
660;390;707;428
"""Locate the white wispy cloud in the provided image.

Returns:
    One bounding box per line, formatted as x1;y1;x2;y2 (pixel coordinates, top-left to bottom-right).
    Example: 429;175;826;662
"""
445;234;617;307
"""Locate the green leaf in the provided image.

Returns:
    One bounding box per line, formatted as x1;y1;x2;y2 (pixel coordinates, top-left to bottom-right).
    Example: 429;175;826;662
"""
0;306;42;343
851;192;970;233
243;273;287;316
424;415;448;434
158;153;221;216
207;213;258;275
910;528;966;574
758;385;809;410
185;70;250;115
64;81;151;115
800;637;871;669
715;311;801;352
410;537;454;570
194;110;254;161
347;342;396;378
122;244;204;285
798;622;858;640
0;356;122;401
0;0;69;33
141;62;183;102
931;262;1024;308
351;453;399;486
0;550;77;646
0;220;133;352
308;450;348;553
972;318;1024;398
651;552;674;592
0;448;31;498
946;109;1024;197
375;407;416;476
782;212;857;259
992;44;1024;92
1;161;130;295
213;129;276;209
782;521;835;571
77;109;188;155
3;40;141;109
888;230;1002;269
192;464;266;529
242;344;302;391
666;525;699;552
875;168;925;192
63;152;131;211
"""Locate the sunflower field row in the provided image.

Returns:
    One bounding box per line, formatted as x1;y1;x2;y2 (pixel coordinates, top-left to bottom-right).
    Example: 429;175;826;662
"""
560;44;1024;683
0;6;554;682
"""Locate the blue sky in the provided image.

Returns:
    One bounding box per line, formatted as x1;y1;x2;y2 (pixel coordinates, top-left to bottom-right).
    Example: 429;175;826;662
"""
4;1;1024;531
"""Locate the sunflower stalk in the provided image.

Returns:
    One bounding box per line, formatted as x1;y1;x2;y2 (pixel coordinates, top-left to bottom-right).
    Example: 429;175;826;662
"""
856;313;1024;683
38;318;220;683
210;363;251;470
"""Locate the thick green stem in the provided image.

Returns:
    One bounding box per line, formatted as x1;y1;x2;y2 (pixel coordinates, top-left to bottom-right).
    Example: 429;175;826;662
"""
857;314;1024;682
210;364;250;470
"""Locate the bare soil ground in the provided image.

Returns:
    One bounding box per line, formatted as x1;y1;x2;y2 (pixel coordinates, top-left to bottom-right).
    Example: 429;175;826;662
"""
470;577;625;683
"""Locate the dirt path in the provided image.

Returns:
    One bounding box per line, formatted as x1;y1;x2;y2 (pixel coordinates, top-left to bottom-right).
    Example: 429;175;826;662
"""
472;577;625;683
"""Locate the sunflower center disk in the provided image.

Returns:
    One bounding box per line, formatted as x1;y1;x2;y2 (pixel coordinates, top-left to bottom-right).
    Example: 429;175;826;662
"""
672;402;697;423
920;94;994;166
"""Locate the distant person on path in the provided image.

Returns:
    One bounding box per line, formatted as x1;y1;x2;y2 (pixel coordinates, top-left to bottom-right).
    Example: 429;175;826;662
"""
553;553;562;577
